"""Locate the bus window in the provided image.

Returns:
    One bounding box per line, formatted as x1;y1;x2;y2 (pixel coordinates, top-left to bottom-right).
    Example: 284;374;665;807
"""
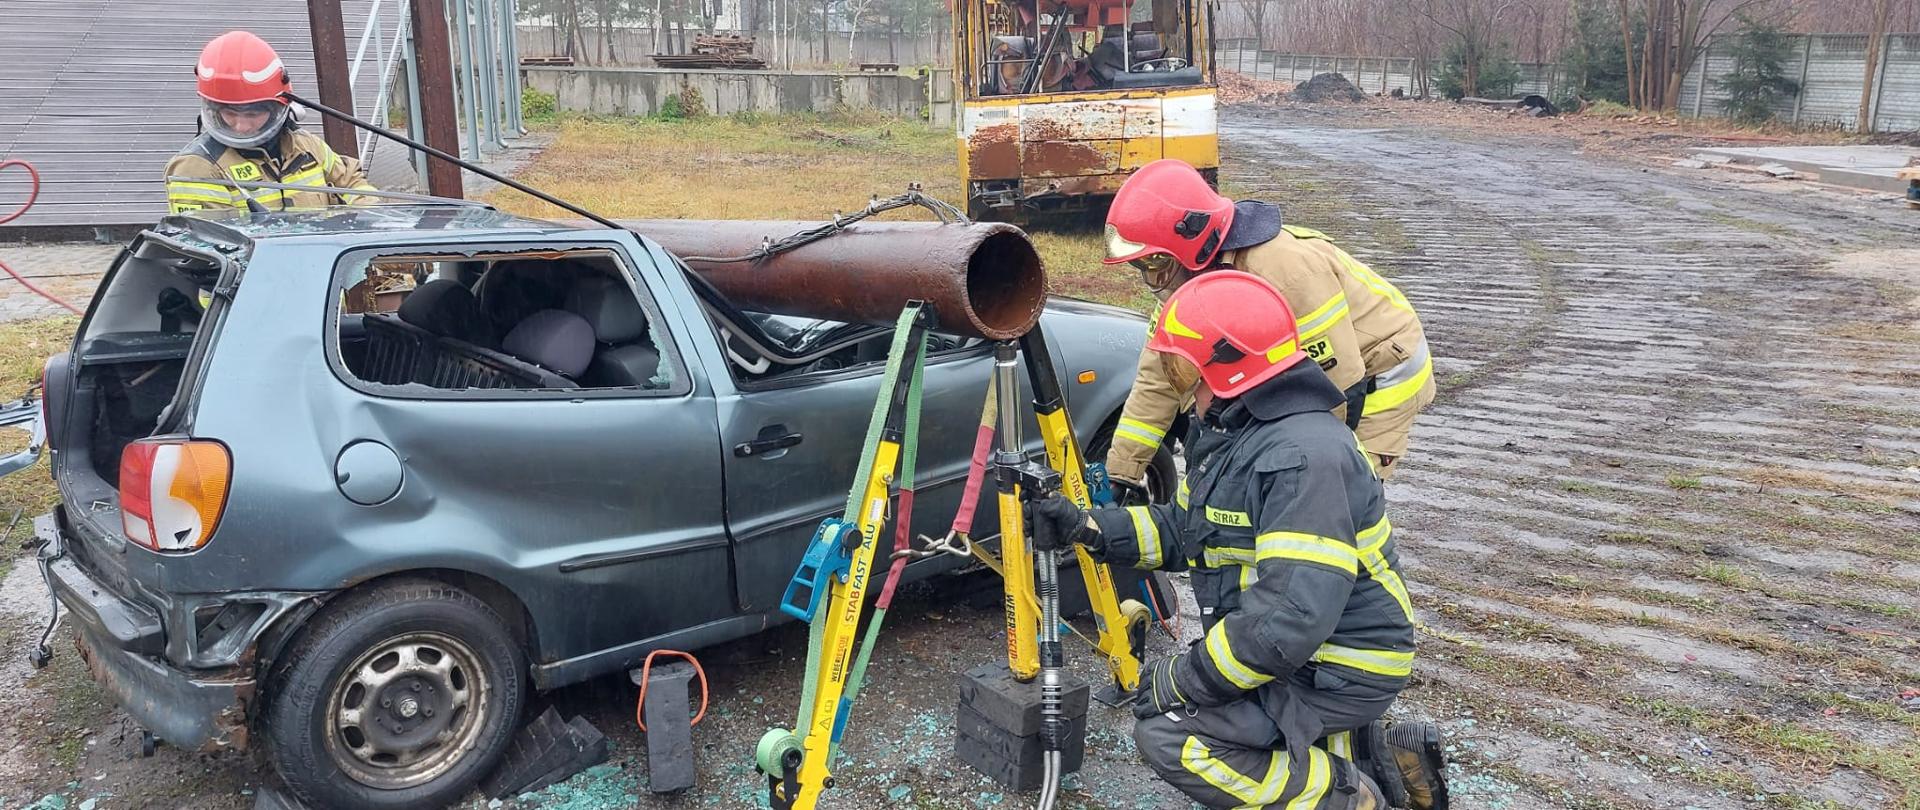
972;0;1205;97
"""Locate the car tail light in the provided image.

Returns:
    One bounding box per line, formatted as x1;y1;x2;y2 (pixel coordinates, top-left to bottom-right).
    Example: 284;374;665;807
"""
120;439;231;552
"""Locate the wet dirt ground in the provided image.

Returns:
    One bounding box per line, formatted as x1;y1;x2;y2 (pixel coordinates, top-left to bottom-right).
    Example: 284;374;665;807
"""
3;104;1917;809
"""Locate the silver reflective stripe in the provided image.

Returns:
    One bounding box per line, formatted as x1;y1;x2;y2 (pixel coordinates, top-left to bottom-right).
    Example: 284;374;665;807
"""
1374;337;1432;389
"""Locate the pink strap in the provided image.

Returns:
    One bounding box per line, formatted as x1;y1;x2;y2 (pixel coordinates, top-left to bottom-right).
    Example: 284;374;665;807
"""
950;424;995;534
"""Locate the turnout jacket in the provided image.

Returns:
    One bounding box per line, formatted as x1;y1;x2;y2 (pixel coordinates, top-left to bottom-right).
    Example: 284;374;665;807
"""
1106;225;1435;483
1087;361;1417;706
165;126;375;214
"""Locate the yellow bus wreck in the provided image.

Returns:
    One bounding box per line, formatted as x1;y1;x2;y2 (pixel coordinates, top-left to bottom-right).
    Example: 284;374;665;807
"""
953;0;1220;221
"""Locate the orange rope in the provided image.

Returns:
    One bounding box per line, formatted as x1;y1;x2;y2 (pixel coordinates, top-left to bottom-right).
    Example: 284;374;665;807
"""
633;649;709;732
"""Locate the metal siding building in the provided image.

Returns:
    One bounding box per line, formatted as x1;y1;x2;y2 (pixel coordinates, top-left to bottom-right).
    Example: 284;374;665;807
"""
0;0;387;232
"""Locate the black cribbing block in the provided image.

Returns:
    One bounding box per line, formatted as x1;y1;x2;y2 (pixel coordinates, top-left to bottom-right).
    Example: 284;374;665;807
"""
636;660;698;793
517;716;611;796
955;662;1089;737
480;707;611;798
956;663;1090;791
955;702;1088;790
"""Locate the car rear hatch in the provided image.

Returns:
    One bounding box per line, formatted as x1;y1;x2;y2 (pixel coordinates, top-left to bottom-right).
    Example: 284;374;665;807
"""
43;217;247;613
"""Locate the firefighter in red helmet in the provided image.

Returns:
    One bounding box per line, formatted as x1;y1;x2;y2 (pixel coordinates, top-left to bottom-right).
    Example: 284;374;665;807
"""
1029;271;1448;809
1102;159;1434;497
165;31;378;214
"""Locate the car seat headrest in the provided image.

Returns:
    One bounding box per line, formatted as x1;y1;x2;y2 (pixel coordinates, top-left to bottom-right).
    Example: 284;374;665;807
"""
503;309;595;378
564;276;649;344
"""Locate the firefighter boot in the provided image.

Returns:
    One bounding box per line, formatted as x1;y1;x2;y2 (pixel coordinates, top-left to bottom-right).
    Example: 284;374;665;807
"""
1354;721;1408;808
1386;722;1450;810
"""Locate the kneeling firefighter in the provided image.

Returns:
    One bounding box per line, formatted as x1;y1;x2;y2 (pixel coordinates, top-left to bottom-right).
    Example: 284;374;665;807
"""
1028;271;1447;809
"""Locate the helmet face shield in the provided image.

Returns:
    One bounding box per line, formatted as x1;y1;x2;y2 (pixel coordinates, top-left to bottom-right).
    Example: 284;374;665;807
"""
1129;253;1185;296
202;99;287;149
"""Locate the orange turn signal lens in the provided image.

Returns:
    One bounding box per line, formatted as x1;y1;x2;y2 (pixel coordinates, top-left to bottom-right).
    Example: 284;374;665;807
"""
1076;370;1096;384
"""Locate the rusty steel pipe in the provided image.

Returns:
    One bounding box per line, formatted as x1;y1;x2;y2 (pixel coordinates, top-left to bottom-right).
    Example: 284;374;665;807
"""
617;220;1047;341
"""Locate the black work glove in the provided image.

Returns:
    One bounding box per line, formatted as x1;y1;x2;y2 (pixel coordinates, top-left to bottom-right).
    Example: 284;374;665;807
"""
1025;492;1099;553
1109;479;1150;507
1132;654;1193;719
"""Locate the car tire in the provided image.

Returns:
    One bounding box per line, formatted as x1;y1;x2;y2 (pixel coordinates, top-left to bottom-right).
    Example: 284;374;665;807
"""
264;578;527;810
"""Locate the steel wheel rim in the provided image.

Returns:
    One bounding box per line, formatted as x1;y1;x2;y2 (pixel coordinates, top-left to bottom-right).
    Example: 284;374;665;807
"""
324;630;491;789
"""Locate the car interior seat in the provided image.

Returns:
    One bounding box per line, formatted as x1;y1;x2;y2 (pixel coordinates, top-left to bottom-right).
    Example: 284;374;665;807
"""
501;309;595;387
565;275;666;388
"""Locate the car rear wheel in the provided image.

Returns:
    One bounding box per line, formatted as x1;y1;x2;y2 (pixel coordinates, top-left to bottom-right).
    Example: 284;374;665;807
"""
265;578;526;810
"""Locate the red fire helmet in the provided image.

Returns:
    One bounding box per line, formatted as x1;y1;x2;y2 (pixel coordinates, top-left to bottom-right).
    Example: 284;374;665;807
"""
1146;270;1307;398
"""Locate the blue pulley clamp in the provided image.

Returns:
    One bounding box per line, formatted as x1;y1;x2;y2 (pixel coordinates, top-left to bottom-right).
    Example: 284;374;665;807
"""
1085;461;1117;507
779;519;858;622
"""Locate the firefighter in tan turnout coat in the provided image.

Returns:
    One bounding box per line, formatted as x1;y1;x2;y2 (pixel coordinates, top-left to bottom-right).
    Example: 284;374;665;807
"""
1102;159;1435;500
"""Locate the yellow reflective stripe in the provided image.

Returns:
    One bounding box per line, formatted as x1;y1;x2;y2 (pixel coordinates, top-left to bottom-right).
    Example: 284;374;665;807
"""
1363;355;1433;416
1293;291;1349;341
1127;506;1162;568
1337;252;1412;311
1203;545;1255;567
283;167;327;187
1181;737;1265;804
1286;747;1332;808
1310;643;1414;677
1255;531;1359;576
1115;417;1166;449
1238;563;1259;590
167;180;236;194
1354;518;1415;621
166;189;235;205
1161;299;1204;340
1324;731;1353;760
1356;517;1391;552
1177;479;1190;509
1283;224;1330;241
1205;621;1271;689
1263;338;1298;364
1205;507;1252;527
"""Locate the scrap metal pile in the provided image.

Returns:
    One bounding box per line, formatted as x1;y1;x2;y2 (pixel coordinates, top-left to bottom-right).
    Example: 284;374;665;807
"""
651;34;768;70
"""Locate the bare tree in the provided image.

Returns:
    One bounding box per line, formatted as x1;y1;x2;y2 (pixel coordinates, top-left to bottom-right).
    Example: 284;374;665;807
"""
1419;0;1524;97
1858;0;1894;131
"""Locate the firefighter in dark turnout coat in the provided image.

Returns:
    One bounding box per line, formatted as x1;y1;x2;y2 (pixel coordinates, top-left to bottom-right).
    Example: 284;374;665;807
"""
1029;271;1447;809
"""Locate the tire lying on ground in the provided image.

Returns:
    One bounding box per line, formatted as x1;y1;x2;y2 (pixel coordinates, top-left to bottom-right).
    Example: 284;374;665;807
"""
265;578;528;810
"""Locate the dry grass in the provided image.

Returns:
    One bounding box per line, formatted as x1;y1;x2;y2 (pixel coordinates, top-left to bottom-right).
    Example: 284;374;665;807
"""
488;114;1143;310
0;317;77;540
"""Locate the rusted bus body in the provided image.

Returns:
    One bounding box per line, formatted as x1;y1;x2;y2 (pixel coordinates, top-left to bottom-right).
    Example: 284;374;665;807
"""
953;0;1220;219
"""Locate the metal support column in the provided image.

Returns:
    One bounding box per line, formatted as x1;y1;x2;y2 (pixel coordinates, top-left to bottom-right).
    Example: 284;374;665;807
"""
504;0;526;134
452;0;483;160
476;0;506;149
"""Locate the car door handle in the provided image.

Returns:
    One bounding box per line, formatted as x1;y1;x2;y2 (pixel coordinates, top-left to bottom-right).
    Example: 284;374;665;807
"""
735;432;803;457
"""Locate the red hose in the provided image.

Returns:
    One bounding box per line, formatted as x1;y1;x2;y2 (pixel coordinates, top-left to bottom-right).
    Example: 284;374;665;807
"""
0;160;83;316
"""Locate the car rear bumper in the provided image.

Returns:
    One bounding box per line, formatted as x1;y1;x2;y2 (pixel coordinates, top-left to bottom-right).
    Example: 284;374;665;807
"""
37;513;276;752
71;624;254;752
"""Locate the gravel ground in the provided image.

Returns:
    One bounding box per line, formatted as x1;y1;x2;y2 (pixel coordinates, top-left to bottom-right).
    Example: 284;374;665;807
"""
1;103;1916;810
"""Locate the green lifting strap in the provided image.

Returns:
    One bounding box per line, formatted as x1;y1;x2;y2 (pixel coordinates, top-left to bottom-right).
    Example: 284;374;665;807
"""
792;303;927;742
832;332;924;766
